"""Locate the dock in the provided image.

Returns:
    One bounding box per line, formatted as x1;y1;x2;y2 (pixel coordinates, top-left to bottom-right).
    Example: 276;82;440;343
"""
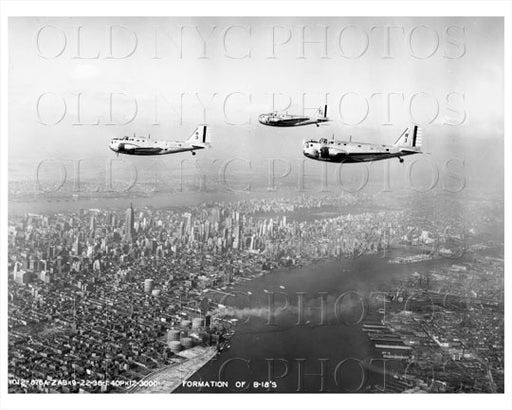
128;346;218;393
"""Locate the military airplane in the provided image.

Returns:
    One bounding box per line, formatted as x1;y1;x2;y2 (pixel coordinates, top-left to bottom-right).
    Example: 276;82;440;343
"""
258;105;329;127
109;125;210;156
303;125;422;163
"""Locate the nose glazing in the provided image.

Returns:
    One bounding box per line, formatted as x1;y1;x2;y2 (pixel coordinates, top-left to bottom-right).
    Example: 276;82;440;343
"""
110;140;120;152
258;114;269;124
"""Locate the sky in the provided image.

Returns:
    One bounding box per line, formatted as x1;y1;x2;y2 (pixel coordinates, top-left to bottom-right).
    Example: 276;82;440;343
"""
8;17;504;189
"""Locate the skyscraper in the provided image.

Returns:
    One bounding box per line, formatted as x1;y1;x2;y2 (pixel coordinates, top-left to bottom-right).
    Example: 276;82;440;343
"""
89;216;96;236
124;203;135;242
144;278;154;294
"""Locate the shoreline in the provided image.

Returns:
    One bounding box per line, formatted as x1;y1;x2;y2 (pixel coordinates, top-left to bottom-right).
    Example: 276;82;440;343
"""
127;346;218;394
128;256;355;394
168;249;435;393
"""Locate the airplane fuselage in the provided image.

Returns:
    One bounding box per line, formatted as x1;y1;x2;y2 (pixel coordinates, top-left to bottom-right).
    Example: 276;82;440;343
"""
259;114;330;127
303;139;421;163
110;138;204;155
259;105;330;127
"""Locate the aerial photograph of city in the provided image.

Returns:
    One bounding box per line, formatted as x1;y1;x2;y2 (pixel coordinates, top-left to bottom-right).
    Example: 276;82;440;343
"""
1;4;510;410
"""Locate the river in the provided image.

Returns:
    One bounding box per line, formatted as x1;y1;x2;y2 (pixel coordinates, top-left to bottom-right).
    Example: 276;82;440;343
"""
176;252;458;393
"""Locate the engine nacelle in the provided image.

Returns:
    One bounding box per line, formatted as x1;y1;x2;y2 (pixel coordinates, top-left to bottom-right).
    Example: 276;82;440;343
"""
319;146;330;158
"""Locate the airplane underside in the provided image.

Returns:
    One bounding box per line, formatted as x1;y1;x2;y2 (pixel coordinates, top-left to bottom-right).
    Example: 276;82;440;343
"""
119;148;163;155
264;119;311;127
304;151;416;163
113;146;204;156
260;118;329;127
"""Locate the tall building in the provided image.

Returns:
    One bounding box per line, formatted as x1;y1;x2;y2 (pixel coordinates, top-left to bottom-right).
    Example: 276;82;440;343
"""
124;203;135;242
185;212;192;233
12;261;21;279
72;236;81;256
89;216;96;236
144;278;154;294
93;259;101;273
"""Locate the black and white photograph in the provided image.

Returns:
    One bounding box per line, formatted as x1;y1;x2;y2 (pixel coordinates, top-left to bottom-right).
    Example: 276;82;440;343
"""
1;1;511;410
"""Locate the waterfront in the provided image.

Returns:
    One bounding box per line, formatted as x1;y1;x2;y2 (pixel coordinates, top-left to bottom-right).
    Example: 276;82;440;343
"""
176;252;462;393
129;346;218;393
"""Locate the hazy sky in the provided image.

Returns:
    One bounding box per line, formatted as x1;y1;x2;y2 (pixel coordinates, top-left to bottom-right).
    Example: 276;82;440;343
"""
8;17;504;187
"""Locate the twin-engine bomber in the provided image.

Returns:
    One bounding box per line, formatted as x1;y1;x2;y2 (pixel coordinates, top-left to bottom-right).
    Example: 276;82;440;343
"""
258;105;330;127
303;125;422;163
110;125;210;156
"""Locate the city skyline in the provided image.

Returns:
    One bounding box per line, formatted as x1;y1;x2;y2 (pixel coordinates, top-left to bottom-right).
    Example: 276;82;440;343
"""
7;191;504;393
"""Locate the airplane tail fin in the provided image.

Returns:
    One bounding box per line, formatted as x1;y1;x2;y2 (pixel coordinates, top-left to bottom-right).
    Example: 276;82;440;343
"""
187;125;211;148
393;125;422;151
317;105;328;118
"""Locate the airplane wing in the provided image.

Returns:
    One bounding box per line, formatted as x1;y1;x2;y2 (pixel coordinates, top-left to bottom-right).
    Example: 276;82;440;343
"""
295;118;313;126
118;143;163;155
328;146;348;158
316;145;347;160
118;142;136;152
